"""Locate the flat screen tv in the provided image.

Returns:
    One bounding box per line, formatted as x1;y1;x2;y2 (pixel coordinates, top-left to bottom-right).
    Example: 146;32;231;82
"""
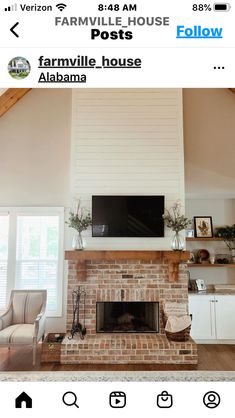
92;195;165;237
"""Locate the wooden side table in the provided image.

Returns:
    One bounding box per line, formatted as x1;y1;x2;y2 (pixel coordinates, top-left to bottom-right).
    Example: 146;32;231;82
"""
41;333;65;363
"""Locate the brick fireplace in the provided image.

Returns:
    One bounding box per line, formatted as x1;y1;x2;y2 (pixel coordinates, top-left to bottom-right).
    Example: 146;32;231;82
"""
61;251;198;365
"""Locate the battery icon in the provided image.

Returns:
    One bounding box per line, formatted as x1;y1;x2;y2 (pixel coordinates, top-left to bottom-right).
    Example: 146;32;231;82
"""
213;3;231;10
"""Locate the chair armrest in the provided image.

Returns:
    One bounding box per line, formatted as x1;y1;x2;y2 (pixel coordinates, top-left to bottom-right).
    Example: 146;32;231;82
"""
0;306;13;331
34;310;46;341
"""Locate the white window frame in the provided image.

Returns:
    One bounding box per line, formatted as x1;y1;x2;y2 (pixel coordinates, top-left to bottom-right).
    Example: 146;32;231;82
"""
0;207;64;317
0;212;10;311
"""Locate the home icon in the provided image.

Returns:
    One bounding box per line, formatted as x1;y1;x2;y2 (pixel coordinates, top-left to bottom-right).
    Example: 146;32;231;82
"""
15;392;32;408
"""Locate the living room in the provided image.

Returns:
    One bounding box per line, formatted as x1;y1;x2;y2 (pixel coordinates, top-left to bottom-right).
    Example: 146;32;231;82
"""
0;88;234;372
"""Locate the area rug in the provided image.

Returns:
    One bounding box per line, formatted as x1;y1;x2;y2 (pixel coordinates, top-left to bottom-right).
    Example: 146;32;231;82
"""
0;371;234;381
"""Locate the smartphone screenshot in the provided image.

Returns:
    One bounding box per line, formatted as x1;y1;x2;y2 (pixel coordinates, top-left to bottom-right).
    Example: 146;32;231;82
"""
0;0;234;416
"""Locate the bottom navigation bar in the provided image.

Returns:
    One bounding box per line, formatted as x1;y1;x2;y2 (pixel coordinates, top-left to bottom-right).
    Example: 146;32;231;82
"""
0;381;233;417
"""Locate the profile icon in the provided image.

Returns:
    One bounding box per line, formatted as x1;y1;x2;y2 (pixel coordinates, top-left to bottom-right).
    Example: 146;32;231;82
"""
203;391;221;408
8;56;31;79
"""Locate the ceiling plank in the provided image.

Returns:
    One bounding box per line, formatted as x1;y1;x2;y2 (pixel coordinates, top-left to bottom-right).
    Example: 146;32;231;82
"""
0;88;31;118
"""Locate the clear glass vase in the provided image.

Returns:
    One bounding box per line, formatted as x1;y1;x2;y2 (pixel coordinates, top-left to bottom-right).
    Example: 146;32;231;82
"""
231;248;235;263
72;232;86;251
171;231;184;251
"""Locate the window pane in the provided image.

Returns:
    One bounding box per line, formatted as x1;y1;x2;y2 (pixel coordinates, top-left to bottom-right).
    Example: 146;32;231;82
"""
0;215;9;310
15;216;60;313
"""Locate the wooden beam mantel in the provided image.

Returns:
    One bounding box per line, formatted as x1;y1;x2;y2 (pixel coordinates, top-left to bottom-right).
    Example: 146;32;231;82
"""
65;250;190;282
0;88;31;118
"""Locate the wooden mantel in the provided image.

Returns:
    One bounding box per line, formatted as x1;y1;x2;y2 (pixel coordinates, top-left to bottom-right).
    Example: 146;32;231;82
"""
65;250;190;282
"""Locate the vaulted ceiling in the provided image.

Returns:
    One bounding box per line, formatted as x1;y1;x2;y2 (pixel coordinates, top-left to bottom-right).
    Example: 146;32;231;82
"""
0;88;31;118
0;88;235;119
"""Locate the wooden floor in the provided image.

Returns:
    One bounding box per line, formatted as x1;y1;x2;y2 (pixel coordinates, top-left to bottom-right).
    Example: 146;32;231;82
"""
0;344;235;371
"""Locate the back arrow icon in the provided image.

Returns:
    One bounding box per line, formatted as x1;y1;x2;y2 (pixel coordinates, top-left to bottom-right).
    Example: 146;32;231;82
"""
10;22;19;37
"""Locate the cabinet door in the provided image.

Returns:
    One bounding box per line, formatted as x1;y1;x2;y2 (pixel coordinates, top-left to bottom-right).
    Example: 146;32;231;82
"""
188;295;216;340
215;295;235;340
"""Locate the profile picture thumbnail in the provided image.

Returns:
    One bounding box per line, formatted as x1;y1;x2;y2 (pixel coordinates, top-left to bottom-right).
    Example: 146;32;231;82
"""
8;56;31;79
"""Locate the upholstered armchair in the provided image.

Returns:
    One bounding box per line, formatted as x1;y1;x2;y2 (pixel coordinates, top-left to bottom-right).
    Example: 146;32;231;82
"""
0;290;47;366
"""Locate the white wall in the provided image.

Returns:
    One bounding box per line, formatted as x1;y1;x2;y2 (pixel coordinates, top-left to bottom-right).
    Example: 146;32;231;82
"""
186;198;231;274
70;88;185;250
183;89;235;199
0;89;72;331
184;89;235;285
186;198;235;285
186;199;235;227
0;89;71;207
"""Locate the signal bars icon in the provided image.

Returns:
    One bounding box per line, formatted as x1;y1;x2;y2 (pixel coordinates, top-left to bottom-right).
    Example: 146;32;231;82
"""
4;3;17;11
56;3;67;11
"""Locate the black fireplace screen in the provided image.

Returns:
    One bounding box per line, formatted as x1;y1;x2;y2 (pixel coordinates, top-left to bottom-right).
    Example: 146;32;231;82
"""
96;301;159;333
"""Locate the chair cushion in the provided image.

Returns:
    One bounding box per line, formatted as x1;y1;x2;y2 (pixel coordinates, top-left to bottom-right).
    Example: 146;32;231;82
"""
0;324;35;345
12;293;27;324
25;293;44;324
12;292;44;324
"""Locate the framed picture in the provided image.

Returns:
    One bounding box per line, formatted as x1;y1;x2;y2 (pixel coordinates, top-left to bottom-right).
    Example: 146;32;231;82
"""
196;279;207;292
194;216;213;238
186;229;194;238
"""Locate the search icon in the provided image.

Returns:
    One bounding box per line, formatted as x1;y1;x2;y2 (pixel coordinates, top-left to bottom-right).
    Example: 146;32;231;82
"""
62;391;79;408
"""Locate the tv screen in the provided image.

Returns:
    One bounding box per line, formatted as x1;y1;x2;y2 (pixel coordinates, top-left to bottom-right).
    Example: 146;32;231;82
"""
92;196;165;237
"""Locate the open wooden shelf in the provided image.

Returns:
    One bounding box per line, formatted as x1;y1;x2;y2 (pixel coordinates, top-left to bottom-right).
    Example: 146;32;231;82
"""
186;237;223;241
188;263;235;268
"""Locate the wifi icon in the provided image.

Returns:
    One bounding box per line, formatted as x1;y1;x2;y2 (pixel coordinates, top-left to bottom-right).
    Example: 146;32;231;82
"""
56;3;67;11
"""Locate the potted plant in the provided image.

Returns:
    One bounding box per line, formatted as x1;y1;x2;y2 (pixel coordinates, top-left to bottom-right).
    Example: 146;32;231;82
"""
215;225;235;262
163;201;192;251
67;201;92;250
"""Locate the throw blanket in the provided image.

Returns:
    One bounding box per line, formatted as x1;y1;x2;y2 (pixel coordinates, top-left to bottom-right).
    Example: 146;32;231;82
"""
164;302;187;316
165;315;191;333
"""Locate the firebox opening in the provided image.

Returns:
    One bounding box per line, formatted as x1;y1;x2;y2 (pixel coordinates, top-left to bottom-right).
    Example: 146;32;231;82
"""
96;301;159;333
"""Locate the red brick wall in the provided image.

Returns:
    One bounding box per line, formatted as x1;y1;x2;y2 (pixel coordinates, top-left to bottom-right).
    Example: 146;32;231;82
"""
66;259;189;334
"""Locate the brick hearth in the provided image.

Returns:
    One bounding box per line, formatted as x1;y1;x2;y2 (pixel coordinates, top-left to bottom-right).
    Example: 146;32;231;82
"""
62;254;198;365
61;334;197;364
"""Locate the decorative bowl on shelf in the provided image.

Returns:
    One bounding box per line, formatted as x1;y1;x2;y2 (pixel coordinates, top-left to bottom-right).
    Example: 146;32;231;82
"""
215;254;232;264
197;249;210;264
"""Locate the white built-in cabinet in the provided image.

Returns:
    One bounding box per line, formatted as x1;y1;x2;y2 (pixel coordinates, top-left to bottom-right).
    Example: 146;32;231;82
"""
189;295;214;340
189;294;235;342
215;295;235;339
